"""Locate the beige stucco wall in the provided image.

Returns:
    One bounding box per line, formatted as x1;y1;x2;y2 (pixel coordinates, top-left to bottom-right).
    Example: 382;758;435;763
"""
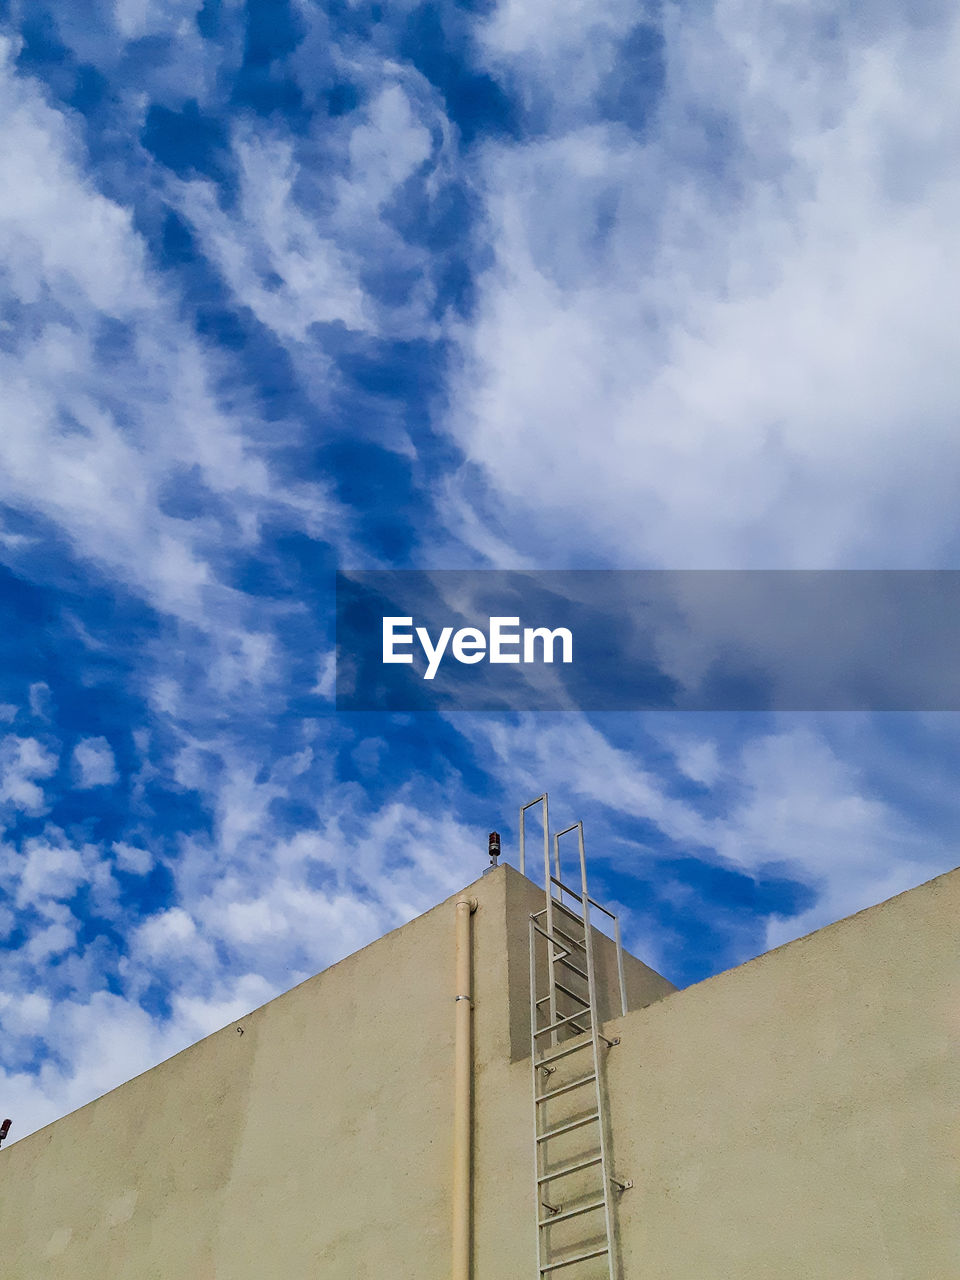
603;864;960;1280
0;864;668;1280
1;870;490;1280
481;866;960;1280
2;861;956;1279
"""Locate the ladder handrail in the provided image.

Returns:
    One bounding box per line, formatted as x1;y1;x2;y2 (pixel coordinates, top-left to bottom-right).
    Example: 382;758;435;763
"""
548;875;618;921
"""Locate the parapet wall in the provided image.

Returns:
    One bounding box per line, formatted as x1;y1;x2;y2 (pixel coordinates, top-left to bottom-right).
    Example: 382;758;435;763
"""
604;865;960;1279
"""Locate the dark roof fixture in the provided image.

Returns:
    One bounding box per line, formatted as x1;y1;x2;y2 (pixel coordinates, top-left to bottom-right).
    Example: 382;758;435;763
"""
488;831;501;868
0;1119;11;1149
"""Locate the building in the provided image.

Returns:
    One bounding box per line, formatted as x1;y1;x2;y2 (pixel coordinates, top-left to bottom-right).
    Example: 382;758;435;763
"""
1;845;957;1279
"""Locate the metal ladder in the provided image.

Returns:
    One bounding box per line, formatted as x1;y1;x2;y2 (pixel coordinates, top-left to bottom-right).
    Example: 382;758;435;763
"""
521;796;630;1280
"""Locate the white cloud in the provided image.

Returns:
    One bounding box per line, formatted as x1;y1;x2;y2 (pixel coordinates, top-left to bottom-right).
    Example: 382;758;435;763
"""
0;45;331;642
0;735;58;814
133;907;216;971
711;727;945;948
479;0;640;123
312;651;337;701
342;84;434;213
168;972;279;1043
2;1;957;1167
25;917;79;964
15;838;87;907
72;737;119;789
457;714;953;950
27;684;51;720
4;705;956;1148
173;77;441;359
1;747;492;1143
0;38;148;313
448;3;960;569
664;735;723;787
112;842;154;875
176;128;368;341
112;0;203;42
0;991;52;1036
2;830;121;938
0;991;197;1139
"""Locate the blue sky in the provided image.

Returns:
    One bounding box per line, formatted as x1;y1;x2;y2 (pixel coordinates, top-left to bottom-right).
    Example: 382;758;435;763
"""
1;0;959;1140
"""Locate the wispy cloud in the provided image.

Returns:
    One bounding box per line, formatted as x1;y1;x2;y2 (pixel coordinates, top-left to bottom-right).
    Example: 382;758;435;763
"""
448;2;960;568
0;735;58;815
71;737;118;788
457;712;956;956
0;1;957;1147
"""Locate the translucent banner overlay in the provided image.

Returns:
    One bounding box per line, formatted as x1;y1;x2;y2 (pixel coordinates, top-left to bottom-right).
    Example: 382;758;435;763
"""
335;570;960;711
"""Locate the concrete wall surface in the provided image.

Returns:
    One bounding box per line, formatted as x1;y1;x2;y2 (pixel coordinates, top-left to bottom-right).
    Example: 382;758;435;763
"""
605;865;960;1280
1;861;956;1279
0;864;663;1280
0;868;506;1280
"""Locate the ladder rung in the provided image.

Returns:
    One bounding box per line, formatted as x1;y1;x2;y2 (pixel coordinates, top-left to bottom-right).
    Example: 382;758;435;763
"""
537;1154;602;1185
533;915;585;952
555;955;588;981
550;896;587;928
555;980;589;1006
549;875;586;903
536;1072;597;1104
550;878;610;918
535;1011;592;1038
536;1111;600;1143
539;1196;606;1228
540;1244;609;1271
537;1039;594;1067
550;924;586;950
536;984;588;1008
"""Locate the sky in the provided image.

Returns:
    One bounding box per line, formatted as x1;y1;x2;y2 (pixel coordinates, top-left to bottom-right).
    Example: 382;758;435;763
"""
1;0;959;1142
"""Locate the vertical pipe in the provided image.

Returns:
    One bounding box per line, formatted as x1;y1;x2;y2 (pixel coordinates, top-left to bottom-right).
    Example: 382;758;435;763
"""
453;896;478;1280
541;797;558;1047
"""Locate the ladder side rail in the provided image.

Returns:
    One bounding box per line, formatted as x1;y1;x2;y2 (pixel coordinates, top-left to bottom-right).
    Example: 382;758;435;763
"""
521;796;559;1047
541;802;559;1047
548;877;627;1019
529;914;546;1280
552;831;564;910
519;794;549;880
576;822;618;1280
553;823;582;912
